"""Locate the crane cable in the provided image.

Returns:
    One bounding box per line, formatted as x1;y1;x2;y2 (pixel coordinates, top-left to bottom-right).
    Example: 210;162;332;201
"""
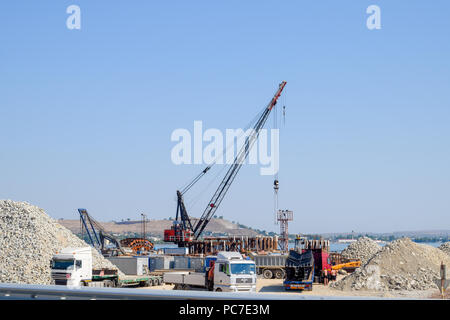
273;99;279;225
184;107;268;209
274;88;287;225
179;104;268;197
191;81;287;239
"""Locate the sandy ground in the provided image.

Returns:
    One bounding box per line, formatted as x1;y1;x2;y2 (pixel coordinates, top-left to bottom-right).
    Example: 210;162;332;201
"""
137;275;442;299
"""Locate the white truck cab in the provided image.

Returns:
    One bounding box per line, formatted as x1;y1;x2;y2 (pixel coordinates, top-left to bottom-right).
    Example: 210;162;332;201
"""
164;251;256;292
213;252;256;292
50;247;92;287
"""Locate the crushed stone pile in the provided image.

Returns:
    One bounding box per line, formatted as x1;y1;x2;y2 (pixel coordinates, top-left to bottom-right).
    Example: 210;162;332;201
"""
438;242;450;256
340;237;381;265
331;238;450;291
0;200;122;285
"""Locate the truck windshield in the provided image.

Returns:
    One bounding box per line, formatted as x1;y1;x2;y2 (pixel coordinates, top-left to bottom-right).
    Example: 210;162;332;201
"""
230;263;255;275
52;259;74;270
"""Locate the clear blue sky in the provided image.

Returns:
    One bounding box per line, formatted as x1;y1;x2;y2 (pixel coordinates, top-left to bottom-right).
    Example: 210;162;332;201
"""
1;1;449;234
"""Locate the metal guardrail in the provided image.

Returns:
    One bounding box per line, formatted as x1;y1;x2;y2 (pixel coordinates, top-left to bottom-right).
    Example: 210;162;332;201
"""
0;283;386;300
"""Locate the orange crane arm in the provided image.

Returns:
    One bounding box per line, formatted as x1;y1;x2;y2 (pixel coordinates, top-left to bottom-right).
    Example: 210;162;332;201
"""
330;261;361;271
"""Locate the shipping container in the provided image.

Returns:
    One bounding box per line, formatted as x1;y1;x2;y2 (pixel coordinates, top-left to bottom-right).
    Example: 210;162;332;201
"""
106;256;149;275
163;247;189;255
148;255;175;271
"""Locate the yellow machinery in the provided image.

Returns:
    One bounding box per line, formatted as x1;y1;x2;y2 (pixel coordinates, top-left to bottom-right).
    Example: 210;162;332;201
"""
330;260;361;271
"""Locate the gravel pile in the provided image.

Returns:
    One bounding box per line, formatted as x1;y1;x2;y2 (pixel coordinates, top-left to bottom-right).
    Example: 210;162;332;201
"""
331;238;450;291
340;237;381;265
0;200;122;285
438;242;450;256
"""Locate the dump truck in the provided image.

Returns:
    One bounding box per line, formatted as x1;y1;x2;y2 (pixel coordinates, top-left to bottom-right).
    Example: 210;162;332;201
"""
50;247;163;287
283;250;314;291
248;253;287;279
163;251;256;292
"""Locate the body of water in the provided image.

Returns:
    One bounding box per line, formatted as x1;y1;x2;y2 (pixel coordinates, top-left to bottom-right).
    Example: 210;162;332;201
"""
291;241;443;252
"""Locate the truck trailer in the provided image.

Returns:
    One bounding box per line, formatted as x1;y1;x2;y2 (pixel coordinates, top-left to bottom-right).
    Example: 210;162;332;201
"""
163;251;256;292
50;247;163;288
248;253;287;279
283;250;314;291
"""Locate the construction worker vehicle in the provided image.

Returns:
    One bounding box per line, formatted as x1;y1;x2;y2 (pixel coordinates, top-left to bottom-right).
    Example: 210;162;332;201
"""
163;252;257;292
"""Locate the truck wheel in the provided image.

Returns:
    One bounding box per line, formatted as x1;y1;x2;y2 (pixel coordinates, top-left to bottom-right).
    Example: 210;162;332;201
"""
263;269;273;279
103;280;114;288
274;269;285;279
215;288;222;292
157;278;163;285
151;279;158;286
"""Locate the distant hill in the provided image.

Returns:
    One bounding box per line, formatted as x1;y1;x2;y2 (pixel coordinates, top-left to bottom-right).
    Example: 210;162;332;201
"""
58;217;264;240
58;217;449;243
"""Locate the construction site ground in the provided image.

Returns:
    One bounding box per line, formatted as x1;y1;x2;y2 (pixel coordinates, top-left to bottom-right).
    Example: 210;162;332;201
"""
137;275;444;299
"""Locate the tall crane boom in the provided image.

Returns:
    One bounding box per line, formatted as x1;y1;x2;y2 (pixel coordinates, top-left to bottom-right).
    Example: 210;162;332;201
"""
164;81;287;245
78;208;126;256
192;81;287;239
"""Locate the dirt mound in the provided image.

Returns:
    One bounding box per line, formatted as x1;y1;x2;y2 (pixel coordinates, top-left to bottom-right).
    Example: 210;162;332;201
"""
331;238;450;291
340;237;381;265
438;242;450;256
0;200;121;285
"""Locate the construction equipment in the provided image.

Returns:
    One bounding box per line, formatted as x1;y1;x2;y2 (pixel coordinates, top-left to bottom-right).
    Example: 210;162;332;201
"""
141;213;147;239
277;209;293;253
119;238;154;254
184;235;279;255
78;208;153;256
330;260;361;272
123;213;154;254
164;81;287;246
328;252;361;272
78;208;127;256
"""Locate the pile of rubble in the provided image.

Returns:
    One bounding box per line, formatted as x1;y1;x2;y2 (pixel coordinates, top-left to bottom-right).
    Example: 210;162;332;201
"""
331;238;450;291
438;242;450;256
340;237;381;265
0;200;121;285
